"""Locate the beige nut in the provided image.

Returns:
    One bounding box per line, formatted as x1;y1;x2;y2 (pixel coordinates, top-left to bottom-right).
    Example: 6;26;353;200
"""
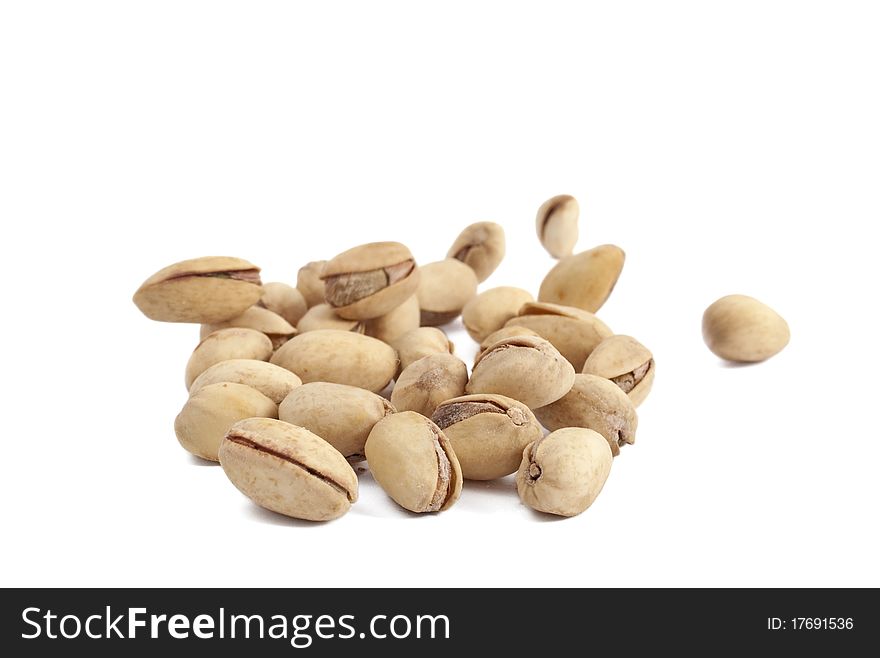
200;306;297;350
702;294;790;362
220;418;358;521
185;328;273;390
536;194;579;259
538;244;625;313
390;354;469;418
433;394;542;481
189;359;302;404
279;382;394;462
506;302;613;369
297;304;365;334
322;242;420;320
534;373;638;457
365;294;420;344
416;259;479;326
446;222;506;283
174;382;278;461
259;282;308;326
365;412;462;513
461;286;535;343
466;335;575;409
133;256;262;323
516;428;612;517
270;329;398;393
582;335;655;407
390;327;454;373
297;260;327;308
476;326;540;362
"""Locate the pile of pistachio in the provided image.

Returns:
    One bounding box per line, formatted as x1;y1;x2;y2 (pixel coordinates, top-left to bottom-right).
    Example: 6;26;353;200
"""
133;195;788;521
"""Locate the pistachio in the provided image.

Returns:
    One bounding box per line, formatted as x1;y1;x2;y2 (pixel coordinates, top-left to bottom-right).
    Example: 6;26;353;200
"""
189;359;302;404
200;306;296;350
297;260;327;308
536;194;579;258
538;244;625;313
365;294;420;343
461;286;535;342
390;327;454;373
446;222;506;283
417;259;479;326
258;282;308;326
296;303;365;334
390;354;469;418
702;294;790;362
582;335;654;407
184;328;273;390
477;326;540;360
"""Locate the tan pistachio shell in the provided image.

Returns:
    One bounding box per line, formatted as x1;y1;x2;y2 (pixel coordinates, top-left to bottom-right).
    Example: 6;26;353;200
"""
702;295;790;362
461;286;535;342
297;260;327;308
259;282;308;326
189;359;302;404
582;335;654;407
390;327;455;373
365;294;420;343
416;259;479;326
200;306;297;350
184;328;274;390
536;194;579;259
297;303;365;334
390;354;469;418
446;222;506;283
538;244;625;313
506;302;613;368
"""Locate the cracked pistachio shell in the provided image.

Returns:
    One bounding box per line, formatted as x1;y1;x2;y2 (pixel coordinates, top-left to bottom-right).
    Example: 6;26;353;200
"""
582;335;655;407
297;303;365;334
322;242;420;320
220;418;358;521
417;259;479;326
259;282;308;326
702;295;790;363
200;306;297;350
174;382;278;461
477;326;540;361
536;194;579;259
185;328;273;390
461;286;535;342
133;256;262;323
279;382;394;462
390;327;454;373
391;354;469;418
466;335;575;409
538;244;625;313
365;294;420;343
270;329;398;393
297;260;327;308
534;374;638;457
446;222;506;283
432;394;542;481
516;428;612;517
506;302;613;369
365;412;462;513
189;359;302;404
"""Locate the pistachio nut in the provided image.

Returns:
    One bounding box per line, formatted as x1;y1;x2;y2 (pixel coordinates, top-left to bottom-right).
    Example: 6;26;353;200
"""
477;326;540;360
365;294;420;343
390;327;454;373
534;373;637;456
582;335;654;407
365;412;462;514
702;294;790;362
184;328;273;390
516;427;612;517
416;259;479;326
297;303;365;334
506;302;612;368
466;335;575;409
258;282;308;326
297;260;327;308
390;354;469;418
133;256;262;323
322;242;419;320
220;418;358;522
200;306;296;350
432;394;542;481
536;194;579;259
461;286;535;342
538;244;625;313
270;329;398;393
189;359;302;404
446;221;506;283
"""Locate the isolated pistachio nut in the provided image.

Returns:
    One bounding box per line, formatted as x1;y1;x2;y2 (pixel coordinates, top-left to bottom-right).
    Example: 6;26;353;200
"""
185;328;273;390
507;302;613;369
297;303;365;334
189;359;302;404
174;382;278;461
390;327;454;373
365;412;462;514
220;418;358;522
279;382;394;462
446;222;506;283
477;326;540;360
534;373;637;457
133;256;262;323
417;259;479;326
536;194;579;259
702;294;790;362
258;282;308;326
322;242;420;320
270;329;398;393
516;428;612;517
365;294;420;344
467;335;575;409
461;286;535;343
200;306;297;350
297;260;327;308
390;354;469;418
538;244;625;313
432;394;542;481
582;335;654;407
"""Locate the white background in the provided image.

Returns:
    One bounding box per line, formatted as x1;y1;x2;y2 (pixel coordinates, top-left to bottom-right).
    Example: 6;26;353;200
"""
1;1;878;588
